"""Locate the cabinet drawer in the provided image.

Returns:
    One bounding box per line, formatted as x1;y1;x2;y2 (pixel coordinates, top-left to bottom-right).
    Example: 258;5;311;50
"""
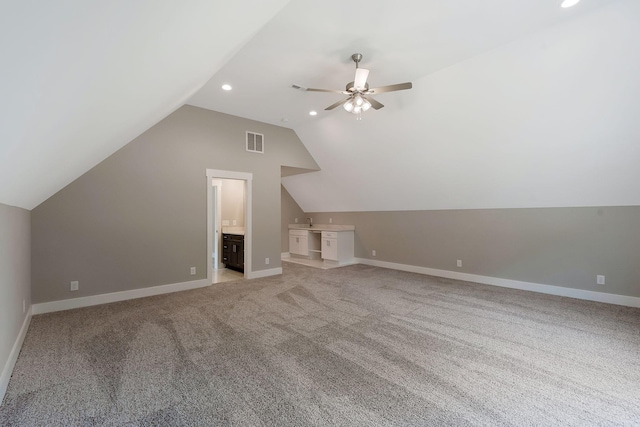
289;229;309;237
321;231;338;239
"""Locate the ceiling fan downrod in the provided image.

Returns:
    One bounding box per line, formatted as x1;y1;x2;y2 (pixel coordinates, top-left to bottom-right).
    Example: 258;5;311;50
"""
351;53;363;68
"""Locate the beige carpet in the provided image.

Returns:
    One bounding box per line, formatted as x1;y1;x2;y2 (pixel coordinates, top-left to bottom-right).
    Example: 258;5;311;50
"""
1;263;639;426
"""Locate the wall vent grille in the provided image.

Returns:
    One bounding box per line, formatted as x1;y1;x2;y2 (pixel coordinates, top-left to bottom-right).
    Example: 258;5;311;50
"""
246;131;264;153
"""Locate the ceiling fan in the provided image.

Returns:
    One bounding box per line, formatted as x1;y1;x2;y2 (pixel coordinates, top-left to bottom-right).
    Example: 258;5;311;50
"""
301;53;412;119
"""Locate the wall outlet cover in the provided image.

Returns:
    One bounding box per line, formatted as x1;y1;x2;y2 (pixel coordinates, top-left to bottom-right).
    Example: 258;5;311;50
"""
457;260;462;267
190;267;196;275
372;250;376;257
222;220;230;226
597;275;605;285
70;281;79;291
265;257;270;265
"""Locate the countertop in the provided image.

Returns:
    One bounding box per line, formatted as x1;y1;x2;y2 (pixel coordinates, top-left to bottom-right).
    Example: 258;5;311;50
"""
222;227;245;235
288;224;355;231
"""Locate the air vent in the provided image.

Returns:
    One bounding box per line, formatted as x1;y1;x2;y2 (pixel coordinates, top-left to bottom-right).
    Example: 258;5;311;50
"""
246;131;264;153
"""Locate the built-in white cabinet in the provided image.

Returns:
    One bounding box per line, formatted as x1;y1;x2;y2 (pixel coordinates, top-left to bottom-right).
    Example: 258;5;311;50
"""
321;231;338;261
289;229;309;256
321;230;354;265
288;226;355;266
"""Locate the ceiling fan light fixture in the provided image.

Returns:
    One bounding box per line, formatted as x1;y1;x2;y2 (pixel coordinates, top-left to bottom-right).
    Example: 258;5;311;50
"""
304;53;412;119
344;99;355;112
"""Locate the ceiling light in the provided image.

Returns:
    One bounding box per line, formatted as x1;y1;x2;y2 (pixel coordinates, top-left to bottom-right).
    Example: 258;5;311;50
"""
221;84;232;91
343;99;354;113
561;0;580;8
309;111;317;116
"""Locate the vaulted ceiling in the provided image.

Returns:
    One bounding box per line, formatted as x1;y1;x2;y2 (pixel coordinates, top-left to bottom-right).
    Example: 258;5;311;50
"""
1;0;289;210
3;0;639;212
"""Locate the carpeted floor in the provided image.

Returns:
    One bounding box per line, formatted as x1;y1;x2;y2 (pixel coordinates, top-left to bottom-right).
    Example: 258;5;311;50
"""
1;263;639;426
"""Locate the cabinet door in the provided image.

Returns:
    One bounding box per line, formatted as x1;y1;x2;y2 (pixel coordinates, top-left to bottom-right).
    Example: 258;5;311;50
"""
238;241;244;269
322;238;338;261
298;236;309;256
230;242;238;267
289;235;299;255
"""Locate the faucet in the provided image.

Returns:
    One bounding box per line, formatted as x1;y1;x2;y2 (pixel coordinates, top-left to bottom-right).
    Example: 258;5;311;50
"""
306;217;313;227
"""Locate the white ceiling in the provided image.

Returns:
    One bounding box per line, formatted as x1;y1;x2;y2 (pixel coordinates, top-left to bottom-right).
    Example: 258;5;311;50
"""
3;0;639;213
189;0;640;212
0;0;289;210
188;0;614;128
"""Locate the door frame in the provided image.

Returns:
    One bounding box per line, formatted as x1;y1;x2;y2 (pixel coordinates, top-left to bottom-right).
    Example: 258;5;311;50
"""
206;169;252;283
211;179;222;270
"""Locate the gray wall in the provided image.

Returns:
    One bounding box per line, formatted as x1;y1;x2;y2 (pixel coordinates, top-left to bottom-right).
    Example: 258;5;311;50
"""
305;207;640;298
0;203;30;382
31;105;318;304
221;179;245;227
281;185;305;253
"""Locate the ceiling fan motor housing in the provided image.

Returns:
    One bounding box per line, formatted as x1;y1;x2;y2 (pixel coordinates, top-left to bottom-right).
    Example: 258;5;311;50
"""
346;81;369;92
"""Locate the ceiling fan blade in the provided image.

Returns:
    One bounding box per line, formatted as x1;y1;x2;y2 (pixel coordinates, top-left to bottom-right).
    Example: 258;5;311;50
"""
354;68;370;90
363;95;384;110
306;88;348;94
367;82;412;94
325;98;350;110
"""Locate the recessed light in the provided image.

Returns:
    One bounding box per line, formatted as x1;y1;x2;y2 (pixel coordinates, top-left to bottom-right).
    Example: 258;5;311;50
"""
561;0;580;8
309;111;318;116
221;84;232;91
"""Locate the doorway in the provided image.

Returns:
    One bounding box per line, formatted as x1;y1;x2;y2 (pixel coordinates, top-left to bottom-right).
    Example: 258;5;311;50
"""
206;169;252;284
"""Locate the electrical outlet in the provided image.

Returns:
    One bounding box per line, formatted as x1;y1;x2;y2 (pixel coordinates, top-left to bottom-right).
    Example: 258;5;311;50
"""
372;249;376;257
457;260;462;267
70;281;79;291
265;257;270;265
222;220;230;226
232;219;237;226
190;267;196;275
597;275;605;285
329;218;333;223
295;218;298;223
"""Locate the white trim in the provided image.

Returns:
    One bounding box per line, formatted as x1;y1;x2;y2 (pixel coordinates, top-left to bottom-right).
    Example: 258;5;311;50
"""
206;169;253;282
354;258;640;308
281;252;290;259
211;179;222;271
247;267;282;279
1;308;32;403
32;278;210;315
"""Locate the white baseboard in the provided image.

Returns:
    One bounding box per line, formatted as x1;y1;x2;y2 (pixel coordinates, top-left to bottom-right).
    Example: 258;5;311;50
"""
32;278;210;315
247;267;282;279
354;258;640;308
281;252;290;259
1;308;32;404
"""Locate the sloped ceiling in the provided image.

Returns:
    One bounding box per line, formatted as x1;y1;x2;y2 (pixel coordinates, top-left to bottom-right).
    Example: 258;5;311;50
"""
0;0;290;210
3;0;638;213
189;0;640;212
